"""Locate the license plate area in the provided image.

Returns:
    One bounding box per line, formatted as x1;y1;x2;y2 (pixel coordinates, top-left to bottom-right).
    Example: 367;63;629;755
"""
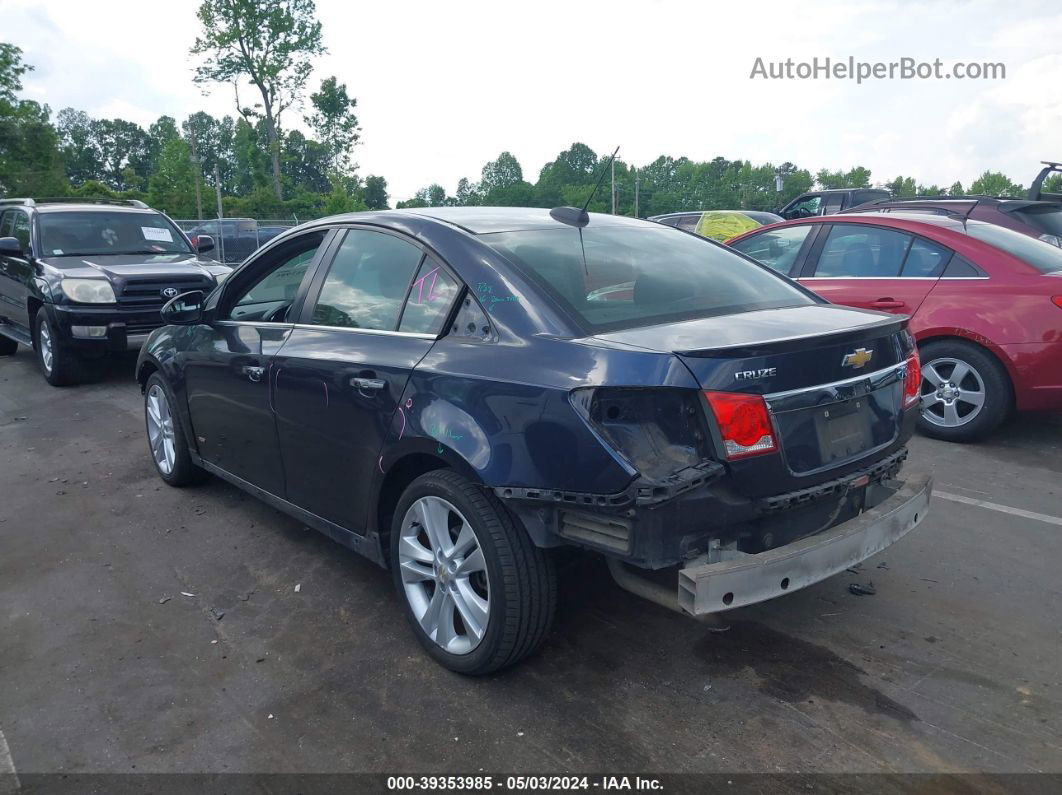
814;398;874;464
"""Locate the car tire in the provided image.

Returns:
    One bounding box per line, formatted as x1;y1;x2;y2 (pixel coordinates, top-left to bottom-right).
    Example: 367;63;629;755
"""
390;469;556;675
0;334;17;356
34;310;82;386
917;339;1011;443
144;372;208;487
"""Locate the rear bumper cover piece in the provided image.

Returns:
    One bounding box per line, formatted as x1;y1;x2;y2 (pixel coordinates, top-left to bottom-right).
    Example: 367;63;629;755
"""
677;472;932;615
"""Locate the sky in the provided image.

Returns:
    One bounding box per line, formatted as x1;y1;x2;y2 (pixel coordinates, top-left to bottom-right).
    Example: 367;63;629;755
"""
3;0;1061;201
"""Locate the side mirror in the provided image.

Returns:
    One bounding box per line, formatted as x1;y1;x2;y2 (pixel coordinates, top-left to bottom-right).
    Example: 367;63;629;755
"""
161;290;205;325
0;236;24;257
196;234;215;254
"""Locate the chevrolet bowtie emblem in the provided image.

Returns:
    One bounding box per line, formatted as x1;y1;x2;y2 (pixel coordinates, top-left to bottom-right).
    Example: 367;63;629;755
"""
842;348;874;368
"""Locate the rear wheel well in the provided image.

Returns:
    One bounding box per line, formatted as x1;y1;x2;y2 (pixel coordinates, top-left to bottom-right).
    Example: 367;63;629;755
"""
376;453;450;565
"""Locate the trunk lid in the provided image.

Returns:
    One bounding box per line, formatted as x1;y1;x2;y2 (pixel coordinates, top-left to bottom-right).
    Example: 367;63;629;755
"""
591;304;912;480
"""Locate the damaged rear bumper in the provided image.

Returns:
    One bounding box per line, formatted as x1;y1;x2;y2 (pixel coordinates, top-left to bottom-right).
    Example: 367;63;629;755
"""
677;472;932;615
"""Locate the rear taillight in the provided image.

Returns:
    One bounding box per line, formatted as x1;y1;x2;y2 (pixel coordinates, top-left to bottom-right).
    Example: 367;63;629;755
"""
903;352;921;408
1052;295;1062;309
704;391;778;460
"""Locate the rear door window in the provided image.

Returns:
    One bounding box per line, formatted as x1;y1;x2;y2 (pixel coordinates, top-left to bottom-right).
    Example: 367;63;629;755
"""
730;224;814;275
398;257;461;335
813;225;911;278
308;229;424;331
901;238;952;277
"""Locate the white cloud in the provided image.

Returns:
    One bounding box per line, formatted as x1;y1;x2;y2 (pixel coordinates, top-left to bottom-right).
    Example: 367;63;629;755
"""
3;0;1060;200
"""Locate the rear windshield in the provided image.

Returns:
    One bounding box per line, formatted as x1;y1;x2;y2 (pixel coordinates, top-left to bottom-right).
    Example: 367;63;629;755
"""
481;224;816;333
1009;205;1062;238
39;211;192;257
965;222;1062;273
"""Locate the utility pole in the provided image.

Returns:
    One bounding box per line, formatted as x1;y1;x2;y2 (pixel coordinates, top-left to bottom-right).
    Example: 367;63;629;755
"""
213;163;225;263
634;173;640;218
186;125;204;221
611;158;617;214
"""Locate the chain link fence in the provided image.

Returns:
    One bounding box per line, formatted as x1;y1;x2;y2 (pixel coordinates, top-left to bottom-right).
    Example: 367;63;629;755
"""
173;218;300;264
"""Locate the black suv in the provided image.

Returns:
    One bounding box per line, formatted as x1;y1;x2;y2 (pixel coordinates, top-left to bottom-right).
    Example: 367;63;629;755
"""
779;188;891;220
0;198;231;385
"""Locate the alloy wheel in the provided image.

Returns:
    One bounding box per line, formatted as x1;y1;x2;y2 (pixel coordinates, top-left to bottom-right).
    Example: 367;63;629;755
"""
920;357;986;428
39;323;53;373
398;496;491;655
146;384;177;475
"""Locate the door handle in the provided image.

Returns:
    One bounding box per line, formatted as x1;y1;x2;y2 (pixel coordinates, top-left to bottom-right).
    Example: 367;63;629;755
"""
243;365;265;382
870;298;904;309
351;377;386;391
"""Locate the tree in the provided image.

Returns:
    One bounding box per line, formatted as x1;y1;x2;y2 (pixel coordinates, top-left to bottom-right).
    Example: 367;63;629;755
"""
0;43;31;107
91;118;149;190
885;175;917;197
306;76;359;174
479;151;523;198
282;128;330;193
184;111;236;194
147;137;198;217
362;174;388;209
816;166;871;189
397;183;448;208
948;181;965;195
969;170;1022;197
57;108;100;186
191;0;325;201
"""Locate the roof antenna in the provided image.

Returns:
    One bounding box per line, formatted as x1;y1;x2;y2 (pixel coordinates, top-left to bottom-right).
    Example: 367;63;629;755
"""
549;146;620;228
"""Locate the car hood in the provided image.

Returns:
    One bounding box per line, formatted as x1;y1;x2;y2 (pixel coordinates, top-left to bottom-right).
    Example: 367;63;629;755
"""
39;252;228;279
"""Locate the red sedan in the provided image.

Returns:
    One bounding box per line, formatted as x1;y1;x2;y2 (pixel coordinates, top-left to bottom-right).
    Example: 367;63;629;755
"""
727;212;1062;441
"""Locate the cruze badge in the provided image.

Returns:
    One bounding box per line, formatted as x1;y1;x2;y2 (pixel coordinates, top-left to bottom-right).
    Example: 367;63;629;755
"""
161;287;179;299
842;348;874;368
735;367;777;381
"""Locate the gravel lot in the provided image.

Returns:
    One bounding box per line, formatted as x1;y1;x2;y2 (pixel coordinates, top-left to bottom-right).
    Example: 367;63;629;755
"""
1;349;1060;779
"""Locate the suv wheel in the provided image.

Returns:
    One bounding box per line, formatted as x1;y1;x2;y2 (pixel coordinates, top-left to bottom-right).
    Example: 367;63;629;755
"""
144;373;208;486
917;340;1011;442
34;311;81;386
391;470;556;675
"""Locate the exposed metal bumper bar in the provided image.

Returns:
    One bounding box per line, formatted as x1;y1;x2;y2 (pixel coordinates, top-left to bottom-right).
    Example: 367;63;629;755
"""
677;472;933;615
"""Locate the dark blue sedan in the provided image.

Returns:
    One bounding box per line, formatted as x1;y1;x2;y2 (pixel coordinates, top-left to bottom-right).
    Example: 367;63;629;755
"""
136;207;931;674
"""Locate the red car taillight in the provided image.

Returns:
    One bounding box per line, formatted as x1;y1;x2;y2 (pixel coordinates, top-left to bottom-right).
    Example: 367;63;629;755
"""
704;391;778;460
1052;295;1062;309
903;352;921;408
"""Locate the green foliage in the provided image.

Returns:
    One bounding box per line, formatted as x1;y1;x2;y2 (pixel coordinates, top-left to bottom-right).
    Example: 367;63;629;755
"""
948;181;965;195
969;170;1023;197
306;76;359;174
0;43;31;107
362;175;389;209
147;137;198;217
816;166;872;189
1043;174;1062;194
191;0;325;199
886;176;918;197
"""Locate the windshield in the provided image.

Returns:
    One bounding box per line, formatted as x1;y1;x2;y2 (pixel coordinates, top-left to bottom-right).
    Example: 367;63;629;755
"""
481;224;816;333
966;221;1062;274
38;212;193;257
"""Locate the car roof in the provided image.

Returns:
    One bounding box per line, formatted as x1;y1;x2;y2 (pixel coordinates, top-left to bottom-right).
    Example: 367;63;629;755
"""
369;206;652;234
